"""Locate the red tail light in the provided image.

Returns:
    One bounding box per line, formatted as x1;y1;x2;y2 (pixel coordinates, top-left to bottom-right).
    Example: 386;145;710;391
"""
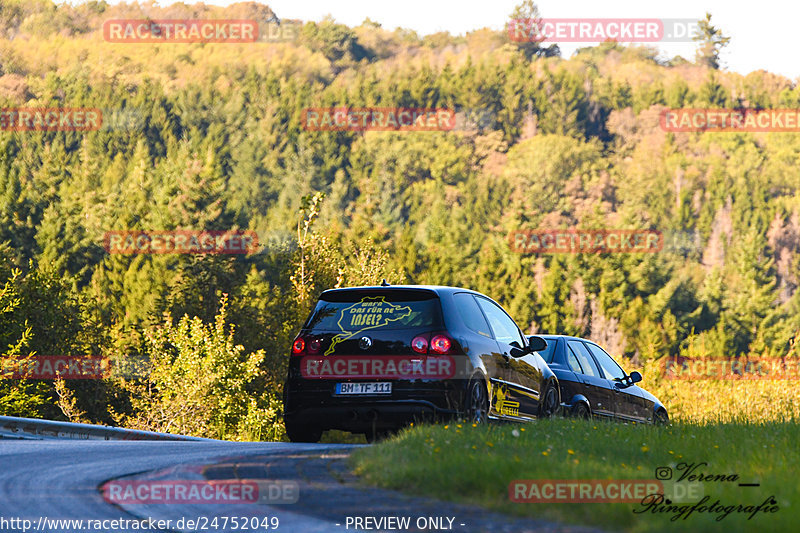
308;338;321;354
411;332;456;355
292;338;305;355
411;336;428;354
430;335;452;354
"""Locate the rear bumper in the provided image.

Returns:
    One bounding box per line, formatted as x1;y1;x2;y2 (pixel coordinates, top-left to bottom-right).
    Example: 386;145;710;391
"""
283;379;465;432
285;400;459;432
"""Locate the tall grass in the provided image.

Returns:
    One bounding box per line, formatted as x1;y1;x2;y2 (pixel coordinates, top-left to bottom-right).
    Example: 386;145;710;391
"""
640;360;800;423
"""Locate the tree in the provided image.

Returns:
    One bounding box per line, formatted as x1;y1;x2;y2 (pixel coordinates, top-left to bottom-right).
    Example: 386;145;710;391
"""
693;13;730;69
503;134;604;216
538;69;590;138
0;257;40;417
114;297;280;440
0;253;108;422
299;17;374;73
507;1;560;60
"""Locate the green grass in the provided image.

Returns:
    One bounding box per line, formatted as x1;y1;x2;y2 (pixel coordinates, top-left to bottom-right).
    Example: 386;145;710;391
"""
350;419;797;533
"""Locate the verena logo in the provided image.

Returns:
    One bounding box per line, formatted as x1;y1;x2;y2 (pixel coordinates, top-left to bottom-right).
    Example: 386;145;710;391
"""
662;357;800;380
507;18;700;43
103;230;258;255
0;356;111;380
302;107;456;132
0;108;102;132
300;355;457;380
661;108;800;132
509;229;663;254
103;19;258;43
102;480;298;504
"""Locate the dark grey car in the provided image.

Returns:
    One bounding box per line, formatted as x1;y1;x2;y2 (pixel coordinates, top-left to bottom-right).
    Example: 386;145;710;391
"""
535;335;669;424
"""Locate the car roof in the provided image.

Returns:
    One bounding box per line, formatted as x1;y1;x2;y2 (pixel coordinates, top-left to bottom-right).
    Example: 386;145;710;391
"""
536;334;594;343
319;285;481;297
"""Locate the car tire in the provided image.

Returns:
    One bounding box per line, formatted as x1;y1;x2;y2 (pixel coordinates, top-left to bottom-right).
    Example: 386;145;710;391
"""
538;381;559;418
467;379;488;424
654;409;669;426
573;402;590;420
285;421;322;443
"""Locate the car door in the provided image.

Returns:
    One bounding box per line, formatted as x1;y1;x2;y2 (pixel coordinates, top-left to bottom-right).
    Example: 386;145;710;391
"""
585;342;649;423
474;297;539;419
452;292;506;416
566;341;615;419
559;340;588;405
510;348;549;418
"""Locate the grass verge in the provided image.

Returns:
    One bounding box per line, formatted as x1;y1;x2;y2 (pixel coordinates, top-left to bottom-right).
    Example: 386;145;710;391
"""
350;419;796;533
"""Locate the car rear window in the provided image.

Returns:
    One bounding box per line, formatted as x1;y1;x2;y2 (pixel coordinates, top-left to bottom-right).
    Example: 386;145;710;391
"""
305;291;443;331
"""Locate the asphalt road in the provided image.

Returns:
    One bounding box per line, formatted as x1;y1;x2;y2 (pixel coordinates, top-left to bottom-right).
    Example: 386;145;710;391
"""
0;440;601;533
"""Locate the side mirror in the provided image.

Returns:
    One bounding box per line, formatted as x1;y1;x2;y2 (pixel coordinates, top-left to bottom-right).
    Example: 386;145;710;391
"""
629;371;643;384
527;336;547;352
509;340;527;357
509;346;526;357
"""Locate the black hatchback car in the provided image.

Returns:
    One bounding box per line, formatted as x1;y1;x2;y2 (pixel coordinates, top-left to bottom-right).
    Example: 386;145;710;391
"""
283;285;560;442
537;335;668;424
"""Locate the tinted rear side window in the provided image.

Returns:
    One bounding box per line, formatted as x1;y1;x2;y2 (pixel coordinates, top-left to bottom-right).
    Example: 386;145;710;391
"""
566;346;583;373
453;293;492;337
305;292;442;332
537;338;557;363
567;341;601;378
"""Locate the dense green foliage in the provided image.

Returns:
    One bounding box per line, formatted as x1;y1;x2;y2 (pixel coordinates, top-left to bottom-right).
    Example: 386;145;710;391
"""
1;1;799;438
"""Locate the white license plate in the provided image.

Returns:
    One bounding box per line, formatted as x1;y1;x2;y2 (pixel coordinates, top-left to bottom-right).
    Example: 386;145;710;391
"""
335;382;392;395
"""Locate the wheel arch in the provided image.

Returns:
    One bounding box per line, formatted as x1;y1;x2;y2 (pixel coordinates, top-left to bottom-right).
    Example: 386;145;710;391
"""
567;393;591;414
